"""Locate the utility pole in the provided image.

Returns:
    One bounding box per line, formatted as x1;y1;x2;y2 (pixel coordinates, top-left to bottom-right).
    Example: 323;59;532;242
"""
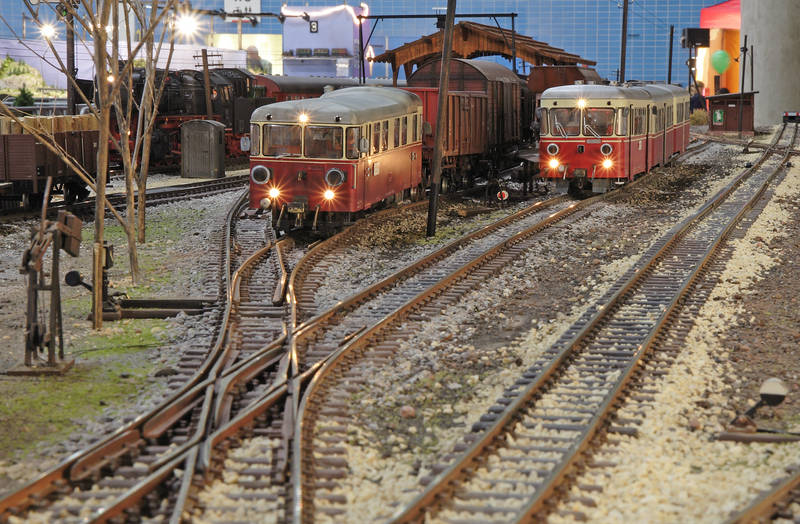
201;49;214;120
426;0;456;237
738;34;747;138
66;7;76;115
667;25;674;84
619;0;629;82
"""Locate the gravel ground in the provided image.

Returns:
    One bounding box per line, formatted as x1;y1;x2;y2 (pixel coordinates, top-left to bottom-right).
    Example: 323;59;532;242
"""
3;132;800;521
551;150;800;523
296;133;800;522
0;187;243;496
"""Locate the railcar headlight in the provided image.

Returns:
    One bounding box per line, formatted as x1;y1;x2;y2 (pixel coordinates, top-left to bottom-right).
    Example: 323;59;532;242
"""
548;158;560;169
268;187;280;199
600;143;613;156
602;158;613;169
558;164;567;173
546;143;560;156
259;198;272;209
323;189;335;201
324;168;346;187
251;165;271;184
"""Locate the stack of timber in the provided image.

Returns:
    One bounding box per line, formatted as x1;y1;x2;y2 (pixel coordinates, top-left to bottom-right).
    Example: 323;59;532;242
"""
0;114;98;135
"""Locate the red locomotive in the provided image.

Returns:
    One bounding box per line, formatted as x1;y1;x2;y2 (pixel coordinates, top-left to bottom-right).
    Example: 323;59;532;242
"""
249;86;424;229
538;83;690;194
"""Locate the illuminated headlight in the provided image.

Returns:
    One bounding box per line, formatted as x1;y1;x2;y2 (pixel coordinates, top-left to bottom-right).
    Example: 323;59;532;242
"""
602;158;613;169
600;143;613;156
324;168;346;187
323;189;335;201
259;197;272;209
546;143;560;156
250;165;271;184
548;158;560;169
268;187;280;199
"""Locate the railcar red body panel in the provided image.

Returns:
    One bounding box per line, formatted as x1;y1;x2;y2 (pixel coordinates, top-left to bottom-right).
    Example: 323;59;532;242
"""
249;86;424;229
249;141;423;214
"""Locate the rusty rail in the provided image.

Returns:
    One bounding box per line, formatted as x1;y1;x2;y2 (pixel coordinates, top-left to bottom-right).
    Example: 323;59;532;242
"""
388;123;796;523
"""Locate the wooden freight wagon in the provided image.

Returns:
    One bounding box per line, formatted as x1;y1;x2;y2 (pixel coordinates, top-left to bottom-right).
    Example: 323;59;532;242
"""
0;114;98;207
406;58;527;154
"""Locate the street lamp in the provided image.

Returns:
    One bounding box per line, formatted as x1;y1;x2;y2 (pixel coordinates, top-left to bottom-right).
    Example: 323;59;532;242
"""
174;13;199;38
40;23;57;40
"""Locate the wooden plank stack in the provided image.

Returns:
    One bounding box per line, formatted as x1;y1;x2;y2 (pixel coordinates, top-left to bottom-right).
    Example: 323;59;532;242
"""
0;114;98;135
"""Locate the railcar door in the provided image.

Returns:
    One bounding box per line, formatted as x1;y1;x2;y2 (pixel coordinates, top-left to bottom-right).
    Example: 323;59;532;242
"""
364;121;384;208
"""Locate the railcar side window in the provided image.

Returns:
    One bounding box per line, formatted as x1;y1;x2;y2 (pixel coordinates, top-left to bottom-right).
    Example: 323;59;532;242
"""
264;124;301;157
401;116;408;146
584;108;614;136
535;107;548;136
346;127;360;159
381;121;388;151
393;118;400;148
250;124;260;156
303;126;343;159
372;124;380;154
550;108;581;136
616;108;629;136
633;108;644;135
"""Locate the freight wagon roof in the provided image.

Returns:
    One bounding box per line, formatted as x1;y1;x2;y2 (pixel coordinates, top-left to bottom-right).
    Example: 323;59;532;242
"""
407;58;525;89
251;86;421;125
540;84;652;102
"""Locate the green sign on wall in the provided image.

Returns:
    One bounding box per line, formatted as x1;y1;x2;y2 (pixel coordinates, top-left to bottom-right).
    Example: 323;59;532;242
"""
713;109;724;125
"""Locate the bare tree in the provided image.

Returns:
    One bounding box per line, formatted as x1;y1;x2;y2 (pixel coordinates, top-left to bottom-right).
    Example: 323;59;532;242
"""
0;0;182;326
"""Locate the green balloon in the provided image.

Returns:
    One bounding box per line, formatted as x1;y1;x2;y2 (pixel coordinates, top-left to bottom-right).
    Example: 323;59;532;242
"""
711;50;731;74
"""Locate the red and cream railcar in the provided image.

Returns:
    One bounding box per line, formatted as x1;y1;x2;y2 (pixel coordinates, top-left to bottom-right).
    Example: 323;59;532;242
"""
538;83;689;194
249;86;424;229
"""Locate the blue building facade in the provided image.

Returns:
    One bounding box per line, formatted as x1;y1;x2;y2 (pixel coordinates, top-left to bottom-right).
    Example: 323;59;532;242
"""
0;0;722;84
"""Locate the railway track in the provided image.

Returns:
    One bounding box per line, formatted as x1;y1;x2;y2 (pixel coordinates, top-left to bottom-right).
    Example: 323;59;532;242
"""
0;174;249;222
0;131;771;522
288;150;736;521
385;123;797;523
180;197;551;522
0;190;279;522
724;465;800;523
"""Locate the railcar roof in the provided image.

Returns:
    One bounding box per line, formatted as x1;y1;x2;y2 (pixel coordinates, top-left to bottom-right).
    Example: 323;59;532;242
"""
541;83;688;103
251;86;421;125
540;84;651;101
637;84;679;102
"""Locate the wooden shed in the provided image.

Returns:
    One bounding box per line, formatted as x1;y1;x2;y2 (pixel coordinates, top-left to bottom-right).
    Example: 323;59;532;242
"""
371;21;596;85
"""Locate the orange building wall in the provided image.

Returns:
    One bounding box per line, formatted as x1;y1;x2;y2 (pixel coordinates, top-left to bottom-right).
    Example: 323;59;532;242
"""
703;28;740;94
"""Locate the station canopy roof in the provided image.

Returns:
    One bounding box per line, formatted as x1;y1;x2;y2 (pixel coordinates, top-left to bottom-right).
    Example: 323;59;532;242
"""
370;21;596;83
700;0;740;30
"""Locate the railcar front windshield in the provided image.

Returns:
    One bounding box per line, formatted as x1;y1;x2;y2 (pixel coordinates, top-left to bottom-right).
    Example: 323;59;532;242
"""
550;108;581;136
263;124;302;157
584;108;615;137
304;126;344;159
